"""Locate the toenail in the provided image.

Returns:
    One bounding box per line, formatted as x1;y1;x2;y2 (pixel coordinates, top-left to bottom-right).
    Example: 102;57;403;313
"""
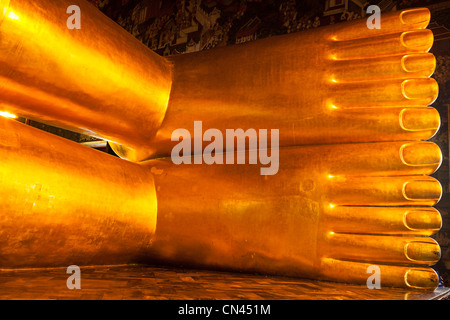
399;142;441;166
401;30;433;49
404;210;442;231
399;108;440;131
400;8;430;25
405;269;438;289
403;179;441;201
401;53;435;73
401;78;438;100
405;241;440;262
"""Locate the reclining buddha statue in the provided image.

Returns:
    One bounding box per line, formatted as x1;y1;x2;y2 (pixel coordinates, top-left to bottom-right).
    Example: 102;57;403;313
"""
0;0;442;290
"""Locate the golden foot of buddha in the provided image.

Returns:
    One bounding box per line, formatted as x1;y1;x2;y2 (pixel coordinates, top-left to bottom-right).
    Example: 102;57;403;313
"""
0;118;442;290
0;3;439;162
144;140;442;290
140;8;439;161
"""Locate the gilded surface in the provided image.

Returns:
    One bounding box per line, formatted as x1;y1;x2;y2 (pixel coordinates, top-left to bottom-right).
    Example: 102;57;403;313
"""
0;1;445;290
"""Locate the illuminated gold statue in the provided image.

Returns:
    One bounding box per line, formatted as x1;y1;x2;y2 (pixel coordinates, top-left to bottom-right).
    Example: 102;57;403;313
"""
0;0;442;290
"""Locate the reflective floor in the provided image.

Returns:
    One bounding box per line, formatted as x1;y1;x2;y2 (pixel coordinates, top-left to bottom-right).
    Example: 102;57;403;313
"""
0;265;448;300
